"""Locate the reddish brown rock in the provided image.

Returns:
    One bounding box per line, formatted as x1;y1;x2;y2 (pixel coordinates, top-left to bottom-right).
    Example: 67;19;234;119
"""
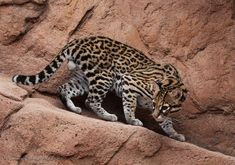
0;0;234;111
0;0;234;162
0;82;235;164
0;75;28;101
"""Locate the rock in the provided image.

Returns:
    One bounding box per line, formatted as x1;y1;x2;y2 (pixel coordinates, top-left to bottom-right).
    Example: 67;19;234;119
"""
0;75;28;101
0;0;235;161
0;95;235;164
0;0;234;112
0;95;23;128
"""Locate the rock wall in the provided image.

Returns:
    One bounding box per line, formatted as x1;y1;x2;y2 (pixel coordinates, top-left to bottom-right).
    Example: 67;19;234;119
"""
0;0;234;113
0;0;235;163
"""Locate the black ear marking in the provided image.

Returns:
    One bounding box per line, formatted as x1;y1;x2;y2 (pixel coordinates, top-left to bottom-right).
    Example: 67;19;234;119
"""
155;79;162;86
155;79;164;91
155;79;166;92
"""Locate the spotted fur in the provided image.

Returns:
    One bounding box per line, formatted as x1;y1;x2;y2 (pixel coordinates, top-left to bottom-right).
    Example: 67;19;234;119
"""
12;36;187;141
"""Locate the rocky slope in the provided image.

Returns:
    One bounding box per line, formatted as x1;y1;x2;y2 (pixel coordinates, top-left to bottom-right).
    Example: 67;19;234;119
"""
0;0;235;164
0;75;234;164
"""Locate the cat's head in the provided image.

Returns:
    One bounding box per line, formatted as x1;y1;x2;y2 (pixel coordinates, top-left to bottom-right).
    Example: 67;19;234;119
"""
152;79;188;119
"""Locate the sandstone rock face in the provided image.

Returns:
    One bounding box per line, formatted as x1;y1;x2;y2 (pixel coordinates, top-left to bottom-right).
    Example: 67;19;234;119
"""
0;75;235;164
0;0;235;163
0;0;234;114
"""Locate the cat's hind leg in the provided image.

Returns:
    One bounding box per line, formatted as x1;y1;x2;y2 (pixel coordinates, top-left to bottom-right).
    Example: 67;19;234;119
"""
58;71;88;114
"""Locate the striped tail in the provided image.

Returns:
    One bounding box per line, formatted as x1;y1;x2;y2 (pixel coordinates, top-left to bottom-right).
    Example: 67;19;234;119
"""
12;51;67;85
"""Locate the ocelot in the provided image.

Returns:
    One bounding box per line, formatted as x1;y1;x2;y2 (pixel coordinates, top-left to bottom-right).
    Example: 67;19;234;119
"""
12;36;188;141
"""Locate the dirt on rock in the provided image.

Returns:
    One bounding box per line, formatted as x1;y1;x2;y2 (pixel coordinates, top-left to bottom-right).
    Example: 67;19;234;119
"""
0;0;235;164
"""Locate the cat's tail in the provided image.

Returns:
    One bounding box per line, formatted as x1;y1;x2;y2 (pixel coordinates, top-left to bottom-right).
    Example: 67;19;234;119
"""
12;50;67;85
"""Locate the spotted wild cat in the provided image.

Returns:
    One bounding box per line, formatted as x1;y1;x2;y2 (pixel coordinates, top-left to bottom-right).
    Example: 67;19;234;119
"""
12;36;187;141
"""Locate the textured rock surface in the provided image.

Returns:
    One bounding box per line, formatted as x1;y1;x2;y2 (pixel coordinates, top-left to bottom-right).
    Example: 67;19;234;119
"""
0;76;235;164
0;0;235;163
0;0;234;113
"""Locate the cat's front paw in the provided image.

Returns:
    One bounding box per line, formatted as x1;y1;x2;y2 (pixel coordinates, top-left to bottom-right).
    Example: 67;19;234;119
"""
128;119;143;126
170;134;186;142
